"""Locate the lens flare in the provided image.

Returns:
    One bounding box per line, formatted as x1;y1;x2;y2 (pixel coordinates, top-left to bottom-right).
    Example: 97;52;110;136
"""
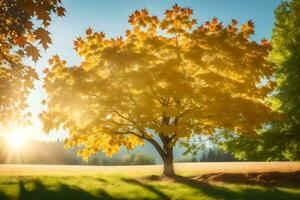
6;131;28;151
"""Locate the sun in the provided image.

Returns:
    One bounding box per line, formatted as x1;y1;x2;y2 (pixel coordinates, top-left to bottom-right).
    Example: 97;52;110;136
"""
6;131;28;151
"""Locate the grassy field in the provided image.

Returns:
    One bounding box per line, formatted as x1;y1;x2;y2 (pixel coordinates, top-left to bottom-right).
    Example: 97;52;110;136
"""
0;162;299;200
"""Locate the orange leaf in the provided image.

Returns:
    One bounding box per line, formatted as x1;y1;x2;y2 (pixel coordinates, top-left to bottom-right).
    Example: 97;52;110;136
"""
74;37;84;51
173;4;180;13
25;46;40;61
191;19;197;25
14;36;27;47
212;17;218;25
248;20;254;28
165;10;173;19
99;32;105;38
216;22;223;31
48;58;53;65
128;14;135;25
34;28;52;49
198;25;204;32
35;8;51;26
141;8;148;16
125;30;131;37
43;68;49;75
57;6;65;17
52;55;60;62
86;27;93;35
231;19;238;26
134;10;141;17
186;8;193;15
24;21;33;29
261;38;269;46
151;16;159;25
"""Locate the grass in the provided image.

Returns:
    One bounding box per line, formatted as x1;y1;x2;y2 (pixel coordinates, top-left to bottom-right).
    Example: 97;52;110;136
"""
0;162;299;200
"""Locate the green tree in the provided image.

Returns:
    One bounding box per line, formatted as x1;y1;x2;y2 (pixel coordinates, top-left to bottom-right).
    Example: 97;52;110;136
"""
41;5;277;177
219;0;300;161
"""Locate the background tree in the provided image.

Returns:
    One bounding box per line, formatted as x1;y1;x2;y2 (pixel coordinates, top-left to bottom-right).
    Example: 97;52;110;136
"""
218;0;300;161
41;5;276;177
0;0;64;127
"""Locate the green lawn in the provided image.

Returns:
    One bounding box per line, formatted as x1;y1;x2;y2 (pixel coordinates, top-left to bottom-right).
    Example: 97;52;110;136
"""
0;163;299;200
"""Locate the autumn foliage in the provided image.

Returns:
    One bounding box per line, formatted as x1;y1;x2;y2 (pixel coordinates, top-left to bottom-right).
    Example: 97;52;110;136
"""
41;5;276;176
0;0;64;127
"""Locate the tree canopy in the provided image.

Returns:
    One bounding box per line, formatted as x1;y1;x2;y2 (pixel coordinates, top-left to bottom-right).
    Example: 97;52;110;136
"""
0;0;64;127
41;4;277;176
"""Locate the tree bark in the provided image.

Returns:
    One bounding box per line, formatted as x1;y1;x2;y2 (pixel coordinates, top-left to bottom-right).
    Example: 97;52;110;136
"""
162;148;175;177
144;135;175;177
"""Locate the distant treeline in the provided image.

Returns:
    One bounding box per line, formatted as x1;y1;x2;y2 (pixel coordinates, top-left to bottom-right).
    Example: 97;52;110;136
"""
88;153;155;165
0;139;236;165
175;148;236;163
0;139;157;165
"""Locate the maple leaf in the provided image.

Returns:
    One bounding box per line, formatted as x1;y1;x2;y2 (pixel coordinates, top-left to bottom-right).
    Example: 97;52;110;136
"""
261;38;269;46
248;20;254;28
173;4;180;12
27;67;39;80
74;37;84;51
216;22;223;31
128;14;135;25
34;28;52;49
86;27;93;35
48;58;54;65
186;8;193;15
52;55;60;62
98;32;105;38
205;21;211;27
14;36;27;47
141;8;148;16
231;19;238;26
125;30;131;37
198;25;205;32
57;6;66;17
43;68;50;74
165;10;173;19
212;17;218;25
151;16;159;25
191;19;197;25
134;10;141;17
25;46;40;61
35;8;51;26
24;21;33;29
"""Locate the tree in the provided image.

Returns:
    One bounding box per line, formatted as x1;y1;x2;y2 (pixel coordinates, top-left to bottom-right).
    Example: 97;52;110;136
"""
218;0;300;161
199;147;236;162
0;0;64;127
41;5;277;177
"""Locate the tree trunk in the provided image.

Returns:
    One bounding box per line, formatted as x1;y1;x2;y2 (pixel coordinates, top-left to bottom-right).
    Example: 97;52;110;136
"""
144;135;175;177
162;148;175;177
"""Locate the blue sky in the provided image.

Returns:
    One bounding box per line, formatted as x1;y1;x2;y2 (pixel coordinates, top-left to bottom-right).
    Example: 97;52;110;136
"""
24;0;282;141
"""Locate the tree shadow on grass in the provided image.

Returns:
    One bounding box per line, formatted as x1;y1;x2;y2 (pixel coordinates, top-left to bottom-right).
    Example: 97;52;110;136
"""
17;179;127;200
192;171;300;187
1;172;297;200
0;191;10;200
173;175;300;200
121;178;170;200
